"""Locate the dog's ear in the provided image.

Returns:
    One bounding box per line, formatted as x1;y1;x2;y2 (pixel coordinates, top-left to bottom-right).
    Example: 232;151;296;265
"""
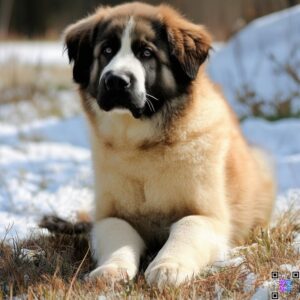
160;5;212;80
64;7;109;87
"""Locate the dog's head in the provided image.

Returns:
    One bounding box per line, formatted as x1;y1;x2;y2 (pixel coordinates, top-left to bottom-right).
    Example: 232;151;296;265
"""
64;2;211;119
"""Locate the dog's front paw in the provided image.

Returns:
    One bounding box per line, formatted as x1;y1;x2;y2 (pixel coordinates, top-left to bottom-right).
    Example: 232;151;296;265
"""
88;261;137;282
145;258;196;289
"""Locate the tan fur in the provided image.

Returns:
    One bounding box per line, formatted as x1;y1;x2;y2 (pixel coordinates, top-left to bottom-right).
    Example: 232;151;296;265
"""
65;2;275;288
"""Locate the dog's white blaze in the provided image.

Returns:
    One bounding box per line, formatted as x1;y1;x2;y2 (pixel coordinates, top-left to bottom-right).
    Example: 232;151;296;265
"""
100;17;146;100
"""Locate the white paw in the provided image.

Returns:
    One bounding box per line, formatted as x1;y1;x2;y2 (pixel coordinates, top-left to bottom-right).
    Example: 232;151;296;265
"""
88;262;137;282
145;258;196;290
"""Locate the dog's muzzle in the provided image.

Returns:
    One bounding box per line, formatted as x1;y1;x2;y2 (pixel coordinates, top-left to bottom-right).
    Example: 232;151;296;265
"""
97;71;145;118
104;71;131;91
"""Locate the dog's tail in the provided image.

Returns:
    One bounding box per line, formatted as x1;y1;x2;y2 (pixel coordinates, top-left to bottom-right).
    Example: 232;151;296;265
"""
39;212;92;235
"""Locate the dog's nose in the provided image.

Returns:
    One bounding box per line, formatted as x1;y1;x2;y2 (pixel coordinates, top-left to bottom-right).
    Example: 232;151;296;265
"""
104;72;131;91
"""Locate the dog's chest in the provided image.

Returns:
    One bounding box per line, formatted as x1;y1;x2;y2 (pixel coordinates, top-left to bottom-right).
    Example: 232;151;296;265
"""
98;142;195;244
94;112;200;243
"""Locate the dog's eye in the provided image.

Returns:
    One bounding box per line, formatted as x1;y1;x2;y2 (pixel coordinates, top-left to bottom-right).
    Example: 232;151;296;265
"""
140;48;153;59
102;46;113;56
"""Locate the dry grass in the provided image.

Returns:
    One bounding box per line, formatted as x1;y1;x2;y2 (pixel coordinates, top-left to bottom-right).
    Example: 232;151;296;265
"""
0;61;81;123
0;209;299;299
237;83;300;121
0;60;72;95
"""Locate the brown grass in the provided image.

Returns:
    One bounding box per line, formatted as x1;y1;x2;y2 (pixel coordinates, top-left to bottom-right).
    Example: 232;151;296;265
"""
0;209;299;299
0;61;81;123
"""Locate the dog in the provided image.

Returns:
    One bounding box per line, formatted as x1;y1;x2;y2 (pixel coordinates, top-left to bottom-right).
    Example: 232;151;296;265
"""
64;2;275;288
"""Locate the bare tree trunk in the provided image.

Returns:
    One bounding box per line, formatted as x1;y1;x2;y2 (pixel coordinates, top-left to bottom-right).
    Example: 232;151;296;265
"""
0;0;14;39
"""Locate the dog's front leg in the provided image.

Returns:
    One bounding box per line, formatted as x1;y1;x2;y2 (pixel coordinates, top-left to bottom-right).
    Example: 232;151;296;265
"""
145;215;230;289
89;218;145;281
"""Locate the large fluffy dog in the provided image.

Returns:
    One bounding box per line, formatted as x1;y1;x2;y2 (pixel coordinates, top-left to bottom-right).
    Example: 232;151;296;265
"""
64;2;275;288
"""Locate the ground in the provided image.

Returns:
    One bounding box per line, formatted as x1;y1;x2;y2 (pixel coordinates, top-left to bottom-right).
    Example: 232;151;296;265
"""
0;5;300;300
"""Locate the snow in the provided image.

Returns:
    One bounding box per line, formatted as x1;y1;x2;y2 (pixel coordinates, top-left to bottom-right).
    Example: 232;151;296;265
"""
0;116;89;148
244;272;257;293
242;118;300;194
213;256;245;269
293;242;300;253
279;264;298;273
251;281;273;300
0;116;93;240
0;41;66;65
208;5;300;117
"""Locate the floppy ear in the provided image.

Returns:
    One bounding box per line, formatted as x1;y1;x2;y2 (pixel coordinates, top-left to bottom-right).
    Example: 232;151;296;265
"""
64;7;109;87
160;5;212;80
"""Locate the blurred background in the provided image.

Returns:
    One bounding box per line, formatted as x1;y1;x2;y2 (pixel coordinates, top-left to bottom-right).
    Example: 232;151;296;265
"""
0;1;299;240
0;0;300;40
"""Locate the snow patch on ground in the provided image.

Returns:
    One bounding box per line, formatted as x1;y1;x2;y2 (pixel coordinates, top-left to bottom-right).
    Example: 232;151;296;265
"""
213;256;245;269
0;41;66;65
208;5;300;116
279;264;298;273
244;272;257;293
251;281;273;300
0;116;93;240
241;118;300;195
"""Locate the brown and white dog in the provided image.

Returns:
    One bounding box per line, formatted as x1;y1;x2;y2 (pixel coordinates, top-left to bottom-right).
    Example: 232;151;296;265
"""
64;2;275;288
